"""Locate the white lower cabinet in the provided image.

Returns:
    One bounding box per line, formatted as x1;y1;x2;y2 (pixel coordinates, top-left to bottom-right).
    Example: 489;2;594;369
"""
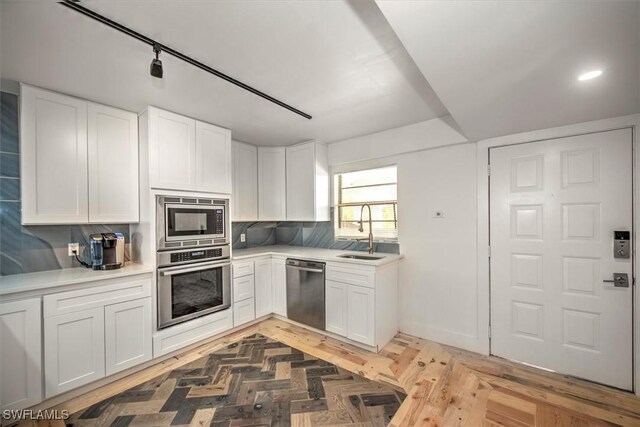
272;258;287;317
105;298;152;376
325;280;348;337
44;307;106;397
346;285;375;346
254;259;273;318
233;275;255;303
43;275;153;398
0;298;42;412
233;298;256;327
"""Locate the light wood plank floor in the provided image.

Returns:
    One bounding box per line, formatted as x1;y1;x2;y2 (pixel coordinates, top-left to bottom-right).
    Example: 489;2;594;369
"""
20;318;640;426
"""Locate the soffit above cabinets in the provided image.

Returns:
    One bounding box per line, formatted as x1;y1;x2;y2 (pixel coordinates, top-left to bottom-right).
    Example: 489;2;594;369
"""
376;0;640;141
0;0;448;146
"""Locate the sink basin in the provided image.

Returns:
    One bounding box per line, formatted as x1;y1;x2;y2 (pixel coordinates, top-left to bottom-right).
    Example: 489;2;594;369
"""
337;254;384;261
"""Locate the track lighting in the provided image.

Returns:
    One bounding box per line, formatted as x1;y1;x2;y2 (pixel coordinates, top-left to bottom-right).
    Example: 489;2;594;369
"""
150;44;163;79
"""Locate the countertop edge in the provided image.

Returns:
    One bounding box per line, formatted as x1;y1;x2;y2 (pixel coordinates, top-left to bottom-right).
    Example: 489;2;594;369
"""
231;248;403;267
0;264;155;297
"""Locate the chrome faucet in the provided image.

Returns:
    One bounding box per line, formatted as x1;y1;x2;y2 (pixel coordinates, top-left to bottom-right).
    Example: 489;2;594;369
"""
357;204;374;254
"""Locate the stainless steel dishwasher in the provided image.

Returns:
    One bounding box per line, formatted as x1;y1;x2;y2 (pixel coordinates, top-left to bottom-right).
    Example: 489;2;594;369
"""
286;258;326;330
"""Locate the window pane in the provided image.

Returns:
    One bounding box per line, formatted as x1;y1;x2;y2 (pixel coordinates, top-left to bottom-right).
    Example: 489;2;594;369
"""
340;166;397;188
339;204;397;230
341;184;396;204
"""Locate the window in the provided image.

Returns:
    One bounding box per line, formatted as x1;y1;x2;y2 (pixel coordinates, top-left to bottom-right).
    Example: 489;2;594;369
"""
334;165;397;241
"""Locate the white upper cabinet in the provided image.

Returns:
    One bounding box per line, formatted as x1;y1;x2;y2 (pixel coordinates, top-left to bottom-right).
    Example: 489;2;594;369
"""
258;147;286;220
196;121;231;194
20;84;89;224
148;106;197;191
146;106;231;194
286;141;329;221
232;141;258;221
20;84;139;224
88;103;139;223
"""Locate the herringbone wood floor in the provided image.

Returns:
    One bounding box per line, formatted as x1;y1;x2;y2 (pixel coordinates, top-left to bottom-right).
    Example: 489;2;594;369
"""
19;318;640;426
65;333;406;426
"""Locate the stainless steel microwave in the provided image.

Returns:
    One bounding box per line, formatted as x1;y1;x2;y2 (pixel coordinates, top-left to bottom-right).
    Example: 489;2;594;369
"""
156;195;229;250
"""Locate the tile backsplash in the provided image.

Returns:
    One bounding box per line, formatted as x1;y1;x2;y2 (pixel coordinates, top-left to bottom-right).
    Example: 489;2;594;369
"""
0;91;132;276
232;219;400;254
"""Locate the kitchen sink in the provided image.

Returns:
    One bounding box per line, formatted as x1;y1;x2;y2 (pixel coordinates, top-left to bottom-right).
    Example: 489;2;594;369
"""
337;254;384;261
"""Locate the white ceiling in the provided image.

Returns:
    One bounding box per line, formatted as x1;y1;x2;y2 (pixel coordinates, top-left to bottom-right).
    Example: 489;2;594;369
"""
377;0;640;141
0;0;448;146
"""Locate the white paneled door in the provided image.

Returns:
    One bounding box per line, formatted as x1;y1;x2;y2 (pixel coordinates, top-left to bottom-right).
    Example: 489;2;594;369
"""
489;128;633;390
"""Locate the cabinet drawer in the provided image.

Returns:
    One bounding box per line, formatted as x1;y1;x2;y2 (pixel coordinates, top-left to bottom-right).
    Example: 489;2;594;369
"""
233;275;255;303
232;260;254;278
326;263;375;288
43;276;152;317
233;298;255;327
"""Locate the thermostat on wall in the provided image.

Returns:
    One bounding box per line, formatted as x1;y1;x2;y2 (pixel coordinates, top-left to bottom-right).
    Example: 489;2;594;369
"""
432;211;445;218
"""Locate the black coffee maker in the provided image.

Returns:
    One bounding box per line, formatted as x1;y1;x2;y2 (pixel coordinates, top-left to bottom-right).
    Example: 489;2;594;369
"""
89;233;124;270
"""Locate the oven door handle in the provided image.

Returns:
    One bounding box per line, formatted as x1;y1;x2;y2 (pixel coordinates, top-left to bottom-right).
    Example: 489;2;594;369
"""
159;261;231;276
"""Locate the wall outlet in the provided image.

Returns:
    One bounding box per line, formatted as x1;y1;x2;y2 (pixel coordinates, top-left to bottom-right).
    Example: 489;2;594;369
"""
240;233;246;243
432;211;445;219
68;243;79;256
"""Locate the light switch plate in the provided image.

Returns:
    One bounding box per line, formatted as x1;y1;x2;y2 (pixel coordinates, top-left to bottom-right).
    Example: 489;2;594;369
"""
68;242;79;256
240;233;246;242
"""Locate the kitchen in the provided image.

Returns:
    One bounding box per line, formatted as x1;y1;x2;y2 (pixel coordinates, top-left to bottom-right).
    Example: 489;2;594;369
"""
1;1;640;426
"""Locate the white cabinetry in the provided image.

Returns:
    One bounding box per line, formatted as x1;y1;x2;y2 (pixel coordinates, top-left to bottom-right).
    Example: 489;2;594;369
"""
88;103;139;223
232;260;256;328
346;285;375;346
20;84;88;224
286;141;329;221
325;280;348;337
326;261;398;350
258;147;286;220
272;258;287;317
145;106;231;194
0;298;42;412
44;307;105;397
196;121;232;194
43;275;152;397
105;298;152;376
232;141;258;221
20;84;139;224
148;107;197;191
254;259;273;318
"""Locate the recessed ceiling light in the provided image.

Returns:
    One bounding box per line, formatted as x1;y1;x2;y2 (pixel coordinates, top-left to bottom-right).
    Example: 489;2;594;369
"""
578;70;603;81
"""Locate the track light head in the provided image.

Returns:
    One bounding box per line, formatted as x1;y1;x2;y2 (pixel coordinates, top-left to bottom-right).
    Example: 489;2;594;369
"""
150;44;163;78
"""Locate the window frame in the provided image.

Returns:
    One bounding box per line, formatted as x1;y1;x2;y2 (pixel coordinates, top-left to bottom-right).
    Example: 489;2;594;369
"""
333;165;398;242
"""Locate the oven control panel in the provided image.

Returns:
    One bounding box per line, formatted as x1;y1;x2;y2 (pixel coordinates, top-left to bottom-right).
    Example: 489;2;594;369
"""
170;248;223;263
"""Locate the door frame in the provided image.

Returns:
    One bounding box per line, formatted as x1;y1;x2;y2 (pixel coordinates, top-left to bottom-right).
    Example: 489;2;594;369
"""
476;113;640;395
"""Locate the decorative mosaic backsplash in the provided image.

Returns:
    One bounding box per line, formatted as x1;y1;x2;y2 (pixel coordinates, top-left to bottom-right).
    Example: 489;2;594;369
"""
0;91;132;276
232;219;400;254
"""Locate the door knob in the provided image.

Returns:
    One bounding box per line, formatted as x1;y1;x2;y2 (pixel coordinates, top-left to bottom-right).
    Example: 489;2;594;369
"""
603;273;629;288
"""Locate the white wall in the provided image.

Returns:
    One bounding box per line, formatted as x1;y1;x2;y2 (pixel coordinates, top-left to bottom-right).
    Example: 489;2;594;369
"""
329;118;483;352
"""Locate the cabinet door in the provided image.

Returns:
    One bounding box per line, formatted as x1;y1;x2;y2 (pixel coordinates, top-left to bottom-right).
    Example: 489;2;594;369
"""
286;141;315;221
196;121;231;193
232;141;258;221
148;107;196;191
20;84;88;224
258;147;286;220
44;307;105;397
105;298;152;376
254;259;273;317
233;298;255;327
325;280;348;337
0;298;42;411
88;103;139;223
272;259;287;317
347;285;375;346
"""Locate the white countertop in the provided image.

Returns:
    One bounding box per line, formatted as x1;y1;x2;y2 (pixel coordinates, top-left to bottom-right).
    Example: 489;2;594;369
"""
0;263;154;297
231;245;403;267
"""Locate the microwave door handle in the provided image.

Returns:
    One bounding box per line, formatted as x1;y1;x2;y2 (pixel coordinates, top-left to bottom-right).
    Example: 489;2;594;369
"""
160;261;231;276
